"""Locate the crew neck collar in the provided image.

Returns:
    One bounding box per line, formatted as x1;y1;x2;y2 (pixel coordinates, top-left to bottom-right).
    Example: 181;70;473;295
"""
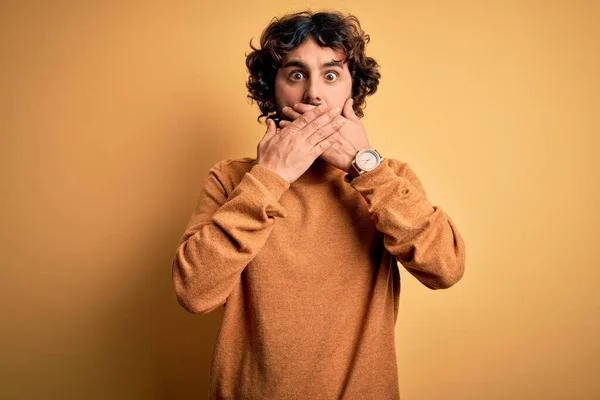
295;157;342;183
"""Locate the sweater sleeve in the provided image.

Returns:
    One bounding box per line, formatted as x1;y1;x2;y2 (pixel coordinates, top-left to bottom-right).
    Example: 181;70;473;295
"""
172;162;290;313
350;159;466;289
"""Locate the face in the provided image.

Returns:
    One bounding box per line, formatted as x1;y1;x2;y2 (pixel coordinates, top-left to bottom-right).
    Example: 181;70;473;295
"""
273;38;353;118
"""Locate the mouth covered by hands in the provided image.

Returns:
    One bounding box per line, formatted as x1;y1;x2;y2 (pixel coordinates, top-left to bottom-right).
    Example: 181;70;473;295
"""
279;98;370;173
257;103;344;183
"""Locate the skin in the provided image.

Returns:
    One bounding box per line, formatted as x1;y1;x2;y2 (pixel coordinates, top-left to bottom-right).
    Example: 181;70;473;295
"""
257;104;344;183
257;38;371;181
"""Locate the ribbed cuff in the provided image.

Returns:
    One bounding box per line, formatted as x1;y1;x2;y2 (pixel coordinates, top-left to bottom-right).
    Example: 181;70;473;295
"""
248;164;290;201
348;159;393;187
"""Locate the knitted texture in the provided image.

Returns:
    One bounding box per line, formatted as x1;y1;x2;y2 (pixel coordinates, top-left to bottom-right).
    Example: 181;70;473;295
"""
172;157;465;399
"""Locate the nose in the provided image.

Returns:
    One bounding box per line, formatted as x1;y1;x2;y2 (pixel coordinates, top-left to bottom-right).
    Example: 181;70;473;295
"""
302;77;323;105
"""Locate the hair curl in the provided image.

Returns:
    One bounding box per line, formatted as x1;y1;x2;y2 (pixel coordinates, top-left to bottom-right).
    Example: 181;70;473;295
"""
245;11;381;122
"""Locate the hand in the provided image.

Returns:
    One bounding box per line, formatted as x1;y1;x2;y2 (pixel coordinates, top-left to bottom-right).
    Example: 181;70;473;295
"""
257;102;345;183
279;98;370;172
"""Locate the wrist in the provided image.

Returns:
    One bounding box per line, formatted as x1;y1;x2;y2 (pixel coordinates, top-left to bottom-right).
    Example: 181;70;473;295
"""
344;147;367;174
344;149;384;182
257;159;292;183
344;153;355;174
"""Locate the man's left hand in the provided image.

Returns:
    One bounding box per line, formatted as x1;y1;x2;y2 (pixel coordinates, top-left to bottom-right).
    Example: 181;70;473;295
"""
280;98;370;173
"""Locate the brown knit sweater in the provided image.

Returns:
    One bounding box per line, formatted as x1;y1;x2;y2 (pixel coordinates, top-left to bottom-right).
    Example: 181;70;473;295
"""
172;156;465;399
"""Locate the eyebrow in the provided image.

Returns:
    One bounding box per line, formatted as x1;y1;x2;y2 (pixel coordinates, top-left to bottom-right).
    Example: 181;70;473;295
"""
281;59;344;69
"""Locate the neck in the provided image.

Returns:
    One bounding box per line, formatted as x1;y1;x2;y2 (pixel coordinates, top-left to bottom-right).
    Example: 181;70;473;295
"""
297;157;340;183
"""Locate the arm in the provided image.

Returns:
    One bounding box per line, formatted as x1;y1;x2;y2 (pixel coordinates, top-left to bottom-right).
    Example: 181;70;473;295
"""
172;161;289;314
173;104;344;313
350;158;466;289
279;101;465;288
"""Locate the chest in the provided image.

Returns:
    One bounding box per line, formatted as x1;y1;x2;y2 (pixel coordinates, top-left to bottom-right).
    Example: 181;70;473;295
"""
246;180;382;290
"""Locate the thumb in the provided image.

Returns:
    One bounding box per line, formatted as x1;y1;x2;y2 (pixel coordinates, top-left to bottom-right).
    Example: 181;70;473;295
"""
263;118;277;140
342;98;359;122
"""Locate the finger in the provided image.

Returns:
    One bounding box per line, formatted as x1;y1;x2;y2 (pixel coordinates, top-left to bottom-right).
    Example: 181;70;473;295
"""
292;103;317;113
263;118;277;141
310;131;341;157
279;120;291;128
288;101;330;131
281;106;301;120
298;105;342;139
342;98;360;122
306;114;345;147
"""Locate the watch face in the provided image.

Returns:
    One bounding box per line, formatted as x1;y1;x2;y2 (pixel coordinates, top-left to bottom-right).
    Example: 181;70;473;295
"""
356;149;380;171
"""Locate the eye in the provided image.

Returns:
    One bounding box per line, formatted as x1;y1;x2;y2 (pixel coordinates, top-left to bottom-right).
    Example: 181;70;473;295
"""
324;71;338;82
290;71;306;81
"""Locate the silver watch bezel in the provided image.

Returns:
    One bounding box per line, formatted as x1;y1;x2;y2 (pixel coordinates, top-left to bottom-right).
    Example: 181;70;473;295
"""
355;149;382;172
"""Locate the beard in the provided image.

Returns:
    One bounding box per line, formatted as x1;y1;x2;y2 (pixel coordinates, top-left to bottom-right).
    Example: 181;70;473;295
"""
271;98;293;128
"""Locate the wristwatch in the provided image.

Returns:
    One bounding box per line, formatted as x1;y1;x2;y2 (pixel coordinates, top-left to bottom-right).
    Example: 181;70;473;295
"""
345;149;384;182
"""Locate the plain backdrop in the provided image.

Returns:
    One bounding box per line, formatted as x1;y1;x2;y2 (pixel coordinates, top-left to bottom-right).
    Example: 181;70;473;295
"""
1;1;599;399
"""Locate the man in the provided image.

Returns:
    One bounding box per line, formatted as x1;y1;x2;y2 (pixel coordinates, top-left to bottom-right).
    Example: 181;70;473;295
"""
172;10;465;399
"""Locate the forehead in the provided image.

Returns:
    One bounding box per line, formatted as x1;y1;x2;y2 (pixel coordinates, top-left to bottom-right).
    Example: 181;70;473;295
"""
281;38;346;66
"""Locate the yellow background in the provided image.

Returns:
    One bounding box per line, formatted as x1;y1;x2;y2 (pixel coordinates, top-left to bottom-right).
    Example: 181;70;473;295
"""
2;1;599;399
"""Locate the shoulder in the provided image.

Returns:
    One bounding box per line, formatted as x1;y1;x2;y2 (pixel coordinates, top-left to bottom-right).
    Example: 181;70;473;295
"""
384;157;417;179
208;157;257;193
384;158;427;196
384;157;409;174
211;157;257;174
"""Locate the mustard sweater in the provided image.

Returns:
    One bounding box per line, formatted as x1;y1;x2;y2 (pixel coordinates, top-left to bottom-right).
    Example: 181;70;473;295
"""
172;156;465;399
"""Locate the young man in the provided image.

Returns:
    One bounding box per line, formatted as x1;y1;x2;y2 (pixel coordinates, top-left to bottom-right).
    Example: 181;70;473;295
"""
172;11;465;399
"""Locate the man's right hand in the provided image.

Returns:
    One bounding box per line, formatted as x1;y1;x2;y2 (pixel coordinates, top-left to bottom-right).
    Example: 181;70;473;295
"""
257;102;345;183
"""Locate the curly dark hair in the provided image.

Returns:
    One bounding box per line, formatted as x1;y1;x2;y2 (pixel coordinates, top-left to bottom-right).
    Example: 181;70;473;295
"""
245;11;381;122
